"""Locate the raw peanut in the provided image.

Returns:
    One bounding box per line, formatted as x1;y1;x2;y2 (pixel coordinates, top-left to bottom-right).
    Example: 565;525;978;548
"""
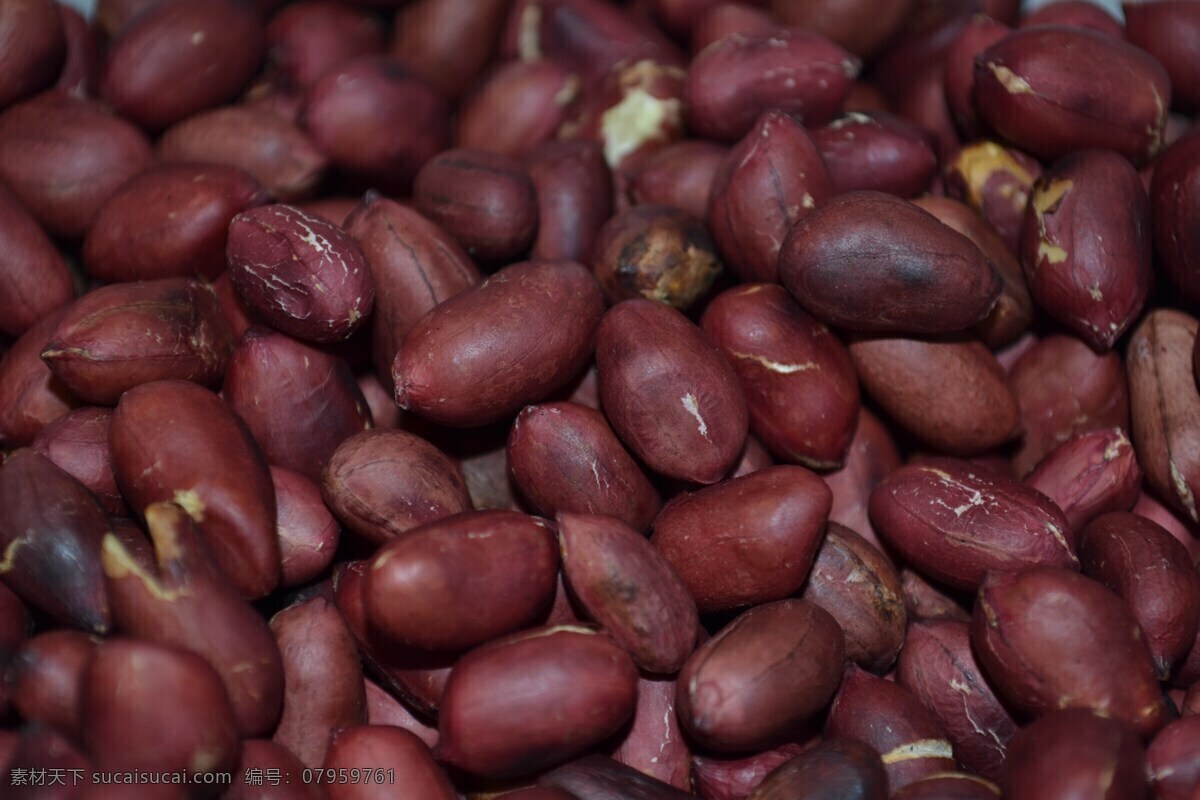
973;26;1170;163
1020;150;1151;350
628;140;727;222
460;440;524;512
912;196;1033;350
223;328;371;482
1128;310;1200;523
364;510;558;652
611;675;691;791
414;148;538;263
7;630;96;740
0;184;72;337
590;204;721;310
343;194;481;391
691;4;781;54
944;16;1012;139
849;337;1019;455
1019;1;1125;37
708;110;833;285
110;380;279;598
42;279;235;405
825;666;956;792
691;743;810;800
800;523;906;673
902;568;972;623
32;408;125;517
271;597;366;769
891;774;1001;800
508;402;660;531
391;0;512;99
227;204;375;343
897;620;1018;781
84;163;268;283
101;0;266;130
456;61;579;158
1002;709;1146;800
1152;131;1200;303
687;29;858;142
647;0;726;40
1080;511;1200;679
323;726;455;800
101;502;285;736
363;679;438;749
224;740;326;800
812;112;937;198
271;467;339;587
869;457;1076;591
944;140;1043;256
677;600;844;752
538;754;695;800
780;192;1001;334
824;408;902;550
701;284;859;469
0;0;65;108
652;466;831;611
1148;716;1200;800
1024;428;1142;534
747;740;888;800
0;311;78;448
558;513;697;673
357;373;402;430
156;107;328;201
596;298;748;483
1133;492;1200;564
731;435;777;479
1126;1;1200;113
321;429;471;545
267;1;385;89
81;639;239;783
436;626;638;777
303;55;449;193
0;450;111;632
0;91;153;238
892;62;960;162
526;141;613;263
973;566;1165;735
1010;334;1130;476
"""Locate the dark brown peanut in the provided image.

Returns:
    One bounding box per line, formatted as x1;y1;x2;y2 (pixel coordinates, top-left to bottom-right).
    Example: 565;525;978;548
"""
1024;428;1142;534
525;140;613;263
1002;709;1146;800
0;184;73;337
812;112;937;198
747;740;888;800
32;408;126;517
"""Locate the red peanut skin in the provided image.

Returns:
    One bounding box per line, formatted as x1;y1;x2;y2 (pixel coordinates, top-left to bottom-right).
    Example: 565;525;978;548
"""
271;597;366;769
1011;334;1130;476
538;754;695;800
1152;131;1200;304
508;402;662;532
436;626;638;778
653;465;832;612
7;630;96;741
391;0;512;100
973;566;1166;736
944;16;1012;139
0;91;153;238
597;298;748;484
628;140;728;222
849;337;1019;456
55;5;98;100
0;727;92;800
890;774;1001;800
394;260;604;427
363;679;438;749
1024;428;1142;534
902;568;973;623
321;429;471;545
266;1;385;89
223;327;371;482
869;457;1077;591
824;407;902;551
708;110;833;285
456;60;578;159
42;278;235;405
701;284;859;470
0;311;79;447
364;510;559;652
1020;150;1151;351
1126;1;1200;113
32;408;126;517
110;380;279;598
812;111;937;198
691;742;811;800
800;523;906;673
1148;716;1200;800
825;666;956;792
343;194;482;392
271;466;339;587
1020;1;1125;37
691;4;781;54
101;0;266;130
0;450;111;633
611;675;691;791
558;512;698;674
1002;709;1147;800
228;204;375;343
224;740;328;800
0;183;72;337
1128;310;1200;523
526;140;613;263
83;163;268;283
746;739;889;800
101;502;285;737
323;726;455;800
780;191;1001;335
0;0;65;108
1080;511;1200;679
687;29;858;142
974;26;1170;164
945;140;1043;256
897;620;1018;782
677;600;845;752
